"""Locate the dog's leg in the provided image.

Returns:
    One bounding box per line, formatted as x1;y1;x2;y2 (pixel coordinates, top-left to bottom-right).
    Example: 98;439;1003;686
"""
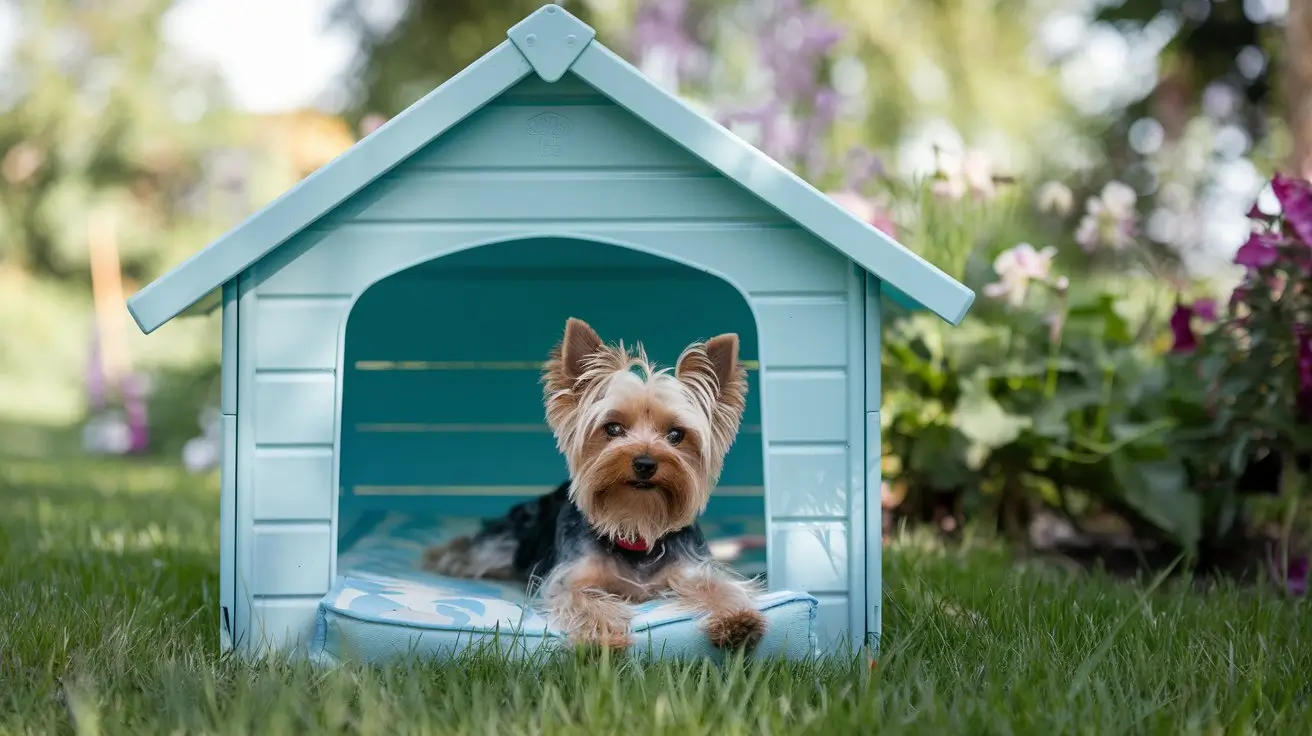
423;531;518;580
666;561;767;649
539;556;634;650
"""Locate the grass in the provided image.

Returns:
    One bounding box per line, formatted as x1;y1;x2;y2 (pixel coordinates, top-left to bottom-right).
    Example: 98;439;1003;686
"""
1;446;1310;735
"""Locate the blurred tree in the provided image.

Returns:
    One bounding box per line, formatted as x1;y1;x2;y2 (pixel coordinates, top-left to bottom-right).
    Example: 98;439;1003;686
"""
328;0;598;126
1288;0;1312;179
0;0;237;286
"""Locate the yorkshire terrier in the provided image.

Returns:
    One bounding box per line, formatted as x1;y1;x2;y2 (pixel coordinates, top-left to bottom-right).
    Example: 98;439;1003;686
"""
423;317;767;650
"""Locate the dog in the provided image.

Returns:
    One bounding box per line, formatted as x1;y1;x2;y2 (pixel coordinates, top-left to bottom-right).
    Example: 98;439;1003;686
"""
423;317;767;651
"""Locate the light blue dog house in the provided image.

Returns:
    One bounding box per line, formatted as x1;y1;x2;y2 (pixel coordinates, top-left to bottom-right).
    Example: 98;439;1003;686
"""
128;4;972;663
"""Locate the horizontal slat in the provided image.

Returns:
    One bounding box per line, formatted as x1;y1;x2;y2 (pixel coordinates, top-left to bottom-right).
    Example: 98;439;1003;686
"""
342;370;762;426
252;448;335;521
249;596;323;654
338;491;765;521
767;443;849;517
254;373;336;445
251;524;332;596
253;226;848;297
340;429;764;488
335;171;786;224
753;296;848;368
408;104;705;170
761;371;849;443
770;520;848;593
254;298;347;370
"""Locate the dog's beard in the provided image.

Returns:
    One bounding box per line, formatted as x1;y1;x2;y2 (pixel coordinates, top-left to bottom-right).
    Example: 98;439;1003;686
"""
570;451;707;543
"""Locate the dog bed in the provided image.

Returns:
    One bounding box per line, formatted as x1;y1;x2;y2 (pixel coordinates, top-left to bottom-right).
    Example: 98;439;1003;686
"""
308;511;819;665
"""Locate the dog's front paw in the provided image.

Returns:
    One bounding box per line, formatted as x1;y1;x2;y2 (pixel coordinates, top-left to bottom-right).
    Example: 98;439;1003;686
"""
704;609;767;649
570;625;633;652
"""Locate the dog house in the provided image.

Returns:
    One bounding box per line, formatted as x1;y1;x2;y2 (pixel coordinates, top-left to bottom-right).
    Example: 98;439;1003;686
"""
127;4;973;663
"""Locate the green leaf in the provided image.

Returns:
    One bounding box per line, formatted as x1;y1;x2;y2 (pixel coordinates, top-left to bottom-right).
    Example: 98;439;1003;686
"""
907;425;974;490
1109;455;1201;552
1066;292;1134;345
950;374;1032;450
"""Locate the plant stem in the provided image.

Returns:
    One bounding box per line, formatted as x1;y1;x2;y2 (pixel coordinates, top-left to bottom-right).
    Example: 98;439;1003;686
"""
1278;451;1305;594
1093;365;1115;442
1043;291;1070;398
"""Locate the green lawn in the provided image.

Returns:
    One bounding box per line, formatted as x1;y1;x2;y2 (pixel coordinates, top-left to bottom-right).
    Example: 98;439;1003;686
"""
1;448;1309;735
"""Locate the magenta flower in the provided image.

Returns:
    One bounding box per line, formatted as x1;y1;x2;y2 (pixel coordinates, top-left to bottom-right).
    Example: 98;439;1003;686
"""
1234;232;1280;269
1288;555;1309;597
1271;174;1312;246
1193;298;1218;322
1169;303;1198;354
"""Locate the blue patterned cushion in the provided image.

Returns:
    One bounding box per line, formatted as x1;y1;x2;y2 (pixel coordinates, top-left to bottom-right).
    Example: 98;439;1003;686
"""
309;512;818;664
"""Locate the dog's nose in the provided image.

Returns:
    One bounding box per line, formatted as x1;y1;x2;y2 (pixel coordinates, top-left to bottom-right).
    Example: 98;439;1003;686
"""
632;455;658;479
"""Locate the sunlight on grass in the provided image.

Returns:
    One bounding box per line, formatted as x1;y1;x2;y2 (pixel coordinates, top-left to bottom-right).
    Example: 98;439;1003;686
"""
0;451;1309;734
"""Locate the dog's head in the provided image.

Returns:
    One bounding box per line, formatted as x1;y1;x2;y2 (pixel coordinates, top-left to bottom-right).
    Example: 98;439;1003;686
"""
541;317;748;545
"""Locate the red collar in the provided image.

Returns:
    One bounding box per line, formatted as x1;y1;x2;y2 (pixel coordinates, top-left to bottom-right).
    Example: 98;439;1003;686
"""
614;536;654;552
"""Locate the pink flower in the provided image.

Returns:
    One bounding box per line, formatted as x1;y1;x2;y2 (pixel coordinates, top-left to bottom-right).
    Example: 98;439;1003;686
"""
982;243;1059;307
1234;232;1280;269
1075;181;1138;252
359;113;388;138
828;190;898;238
1169;303;1198;354
1271;173;1312;246
1193;298;1218;322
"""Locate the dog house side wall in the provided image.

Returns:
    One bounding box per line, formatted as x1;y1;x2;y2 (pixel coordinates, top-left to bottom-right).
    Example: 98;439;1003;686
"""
230;73;870;655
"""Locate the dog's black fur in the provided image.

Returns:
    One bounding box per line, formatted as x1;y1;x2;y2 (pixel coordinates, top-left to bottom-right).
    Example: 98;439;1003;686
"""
472;480;711;589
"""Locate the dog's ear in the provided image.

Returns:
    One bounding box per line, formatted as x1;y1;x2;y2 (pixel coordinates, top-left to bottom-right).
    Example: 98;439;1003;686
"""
558;318;603;382
677;333;748;456
677;333;746;403
702;333;741;393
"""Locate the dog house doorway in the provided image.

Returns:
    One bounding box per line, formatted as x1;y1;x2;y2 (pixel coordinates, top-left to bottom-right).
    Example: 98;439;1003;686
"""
335;237;768;589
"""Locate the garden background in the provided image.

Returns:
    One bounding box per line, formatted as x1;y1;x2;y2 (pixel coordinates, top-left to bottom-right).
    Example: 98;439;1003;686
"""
1;0;1311;731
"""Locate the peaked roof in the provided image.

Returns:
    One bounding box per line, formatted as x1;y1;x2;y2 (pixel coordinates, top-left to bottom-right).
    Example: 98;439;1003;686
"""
127;3;974;334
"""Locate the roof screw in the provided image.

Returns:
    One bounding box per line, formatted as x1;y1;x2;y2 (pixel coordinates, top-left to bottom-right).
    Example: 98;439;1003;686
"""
525;33;537;46
565;34;577;46
546;5;557;12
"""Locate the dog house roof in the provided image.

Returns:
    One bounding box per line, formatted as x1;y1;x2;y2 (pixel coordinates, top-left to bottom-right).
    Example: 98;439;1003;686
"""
126;3;975;335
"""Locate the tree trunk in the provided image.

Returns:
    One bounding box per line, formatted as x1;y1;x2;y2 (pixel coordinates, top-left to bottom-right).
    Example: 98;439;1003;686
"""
1289;0;1312;179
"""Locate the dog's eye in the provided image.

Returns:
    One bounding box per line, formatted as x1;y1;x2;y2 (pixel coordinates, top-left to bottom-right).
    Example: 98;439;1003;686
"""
666;428;685;445
604;422;625;438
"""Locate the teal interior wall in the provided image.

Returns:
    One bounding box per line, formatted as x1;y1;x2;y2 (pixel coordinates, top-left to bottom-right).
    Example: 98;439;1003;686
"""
339;237;765;546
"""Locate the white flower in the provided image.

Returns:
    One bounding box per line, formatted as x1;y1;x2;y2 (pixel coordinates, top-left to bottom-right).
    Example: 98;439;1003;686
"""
929;148;996;200
1036;181;1074;216
1075;180;1138;252
982;242;1059;307
961;150;996;199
